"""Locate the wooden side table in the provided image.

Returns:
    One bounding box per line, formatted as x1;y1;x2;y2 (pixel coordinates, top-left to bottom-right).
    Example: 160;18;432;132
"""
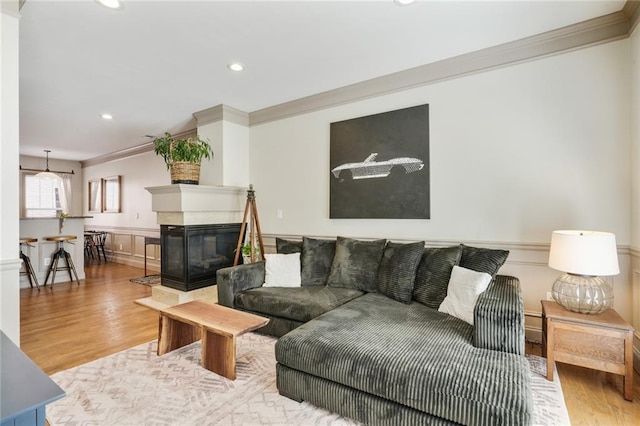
541;300;634;401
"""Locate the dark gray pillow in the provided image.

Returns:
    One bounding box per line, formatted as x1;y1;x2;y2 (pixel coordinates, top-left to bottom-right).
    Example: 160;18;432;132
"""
276;237;302;254
327;237;387;292
377;241;425;304
460;244;509;277
301;237;336;286
412;245;463;309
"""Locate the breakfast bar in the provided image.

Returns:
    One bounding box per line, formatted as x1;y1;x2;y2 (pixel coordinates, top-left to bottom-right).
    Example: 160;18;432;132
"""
19;216;92;288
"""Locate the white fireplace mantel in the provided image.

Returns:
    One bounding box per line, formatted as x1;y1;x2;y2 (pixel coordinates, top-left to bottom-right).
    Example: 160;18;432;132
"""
145;184;247;226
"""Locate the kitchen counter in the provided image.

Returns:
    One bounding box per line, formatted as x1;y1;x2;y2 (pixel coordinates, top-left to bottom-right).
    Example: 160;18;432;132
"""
19;217;92;288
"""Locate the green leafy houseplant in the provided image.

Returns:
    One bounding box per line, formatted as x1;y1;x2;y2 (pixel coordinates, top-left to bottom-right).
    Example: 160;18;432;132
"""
239;242;261;264
241;243;260;256
153;132;213;184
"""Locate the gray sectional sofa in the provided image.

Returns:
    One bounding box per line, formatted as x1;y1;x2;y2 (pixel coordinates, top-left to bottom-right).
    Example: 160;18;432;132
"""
216;236;532;425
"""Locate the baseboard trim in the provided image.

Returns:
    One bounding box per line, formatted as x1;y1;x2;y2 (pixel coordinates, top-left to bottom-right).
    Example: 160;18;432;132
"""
108;253;159;274
525;326;542;345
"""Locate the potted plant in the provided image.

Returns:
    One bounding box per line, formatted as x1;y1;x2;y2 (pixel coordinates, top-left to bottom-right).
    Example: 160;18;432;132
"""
241;242;261;264
153;132;213;184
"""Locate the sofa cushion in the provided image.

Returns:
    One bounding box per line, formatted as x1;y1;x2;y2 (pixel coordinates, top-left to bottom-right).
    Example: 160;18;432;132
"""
412;245;462;309
460;244;509;276
301;237;336;286
276;237;303;254
438;265;492;325
263;253;301;288
235;286;363;323
276;293;532;426
327;237;387;292
376;241;424;304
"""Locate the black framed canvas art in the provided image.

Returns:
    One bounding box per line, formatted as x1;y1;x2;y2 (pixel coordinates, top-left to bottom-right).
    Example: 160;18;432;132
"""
330;104;430;219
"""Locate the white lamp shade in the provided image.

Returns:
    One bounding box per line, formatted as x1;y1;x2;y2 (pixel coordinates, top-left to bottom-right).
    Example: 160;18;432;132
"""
548;230;619;276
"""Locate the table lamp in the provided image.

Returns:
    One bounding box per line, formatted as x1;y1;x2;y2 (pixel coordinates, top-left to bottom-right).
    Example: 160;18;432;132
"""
548;230;619;314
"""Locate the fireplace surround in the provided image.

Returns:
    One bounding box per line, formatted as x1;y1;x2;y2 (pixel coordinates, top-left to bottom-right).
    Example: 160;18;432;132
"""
161;223;242;292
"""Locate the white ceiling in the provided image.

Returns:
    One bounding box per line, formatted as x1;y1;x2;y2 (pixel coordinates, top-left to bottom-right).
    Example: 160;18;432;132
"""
18;0;626;161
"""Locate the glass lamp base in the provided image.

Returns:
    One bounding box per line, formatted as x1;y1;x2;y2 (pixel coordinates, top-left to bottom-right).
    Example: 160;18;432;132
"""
552;273;613;314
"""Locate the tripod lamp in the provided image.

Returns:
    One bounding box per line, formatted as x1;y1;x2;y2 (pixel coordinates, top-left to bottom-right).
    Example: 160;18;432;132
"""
548;230;619;314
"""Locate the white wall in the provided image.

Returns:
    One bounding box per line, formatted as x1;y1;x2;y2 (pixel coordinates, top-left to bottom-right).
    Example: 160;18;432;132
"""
199;121;224;185
631;25;640;250
1;1;21;344
198;120;250;187
250;40;632;331
628;22;640;354
251;41;630;243
82;151;168;229
222;121;250;187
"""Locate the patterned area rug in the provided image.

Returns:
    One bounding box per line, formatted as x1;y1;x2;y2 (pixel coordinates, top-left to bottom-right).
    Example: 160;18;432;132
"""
48;333;570;425
129;274;161;286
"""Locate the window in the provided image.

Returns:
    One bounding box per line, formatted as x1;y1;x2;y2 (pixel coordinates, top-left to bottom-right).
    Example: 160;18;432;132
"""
23;173;63;217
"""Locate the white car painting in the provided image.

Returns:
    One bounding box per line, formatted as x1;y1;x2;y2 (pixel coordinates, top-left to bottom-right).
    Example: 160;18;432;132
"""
331;153;424;180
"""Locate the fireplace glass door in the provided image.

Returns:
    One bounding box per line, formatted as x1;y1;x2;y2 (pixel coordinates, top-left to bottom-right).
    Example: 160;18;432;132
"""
161;223;241;291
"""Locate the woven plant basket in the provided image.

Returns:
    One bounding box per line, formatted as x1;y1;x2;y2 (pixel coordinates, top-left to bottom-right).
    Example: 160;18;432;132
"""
170;162;201;184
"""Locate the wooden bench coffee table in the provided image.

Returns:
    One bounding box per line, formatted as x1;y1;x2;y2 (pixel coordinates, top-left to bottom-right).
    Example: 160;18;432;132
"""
157;300;269;380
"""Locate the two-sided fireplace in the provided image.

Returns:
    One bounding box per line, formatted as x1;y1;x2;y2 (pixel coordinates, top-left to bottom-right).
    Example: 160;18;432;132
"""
160;223;242;292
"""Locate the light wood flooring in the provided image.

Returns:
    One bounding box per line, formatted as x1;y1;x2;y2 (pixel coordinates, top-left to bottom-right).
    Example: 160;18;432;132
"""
20;262;640;425
20;262;158;375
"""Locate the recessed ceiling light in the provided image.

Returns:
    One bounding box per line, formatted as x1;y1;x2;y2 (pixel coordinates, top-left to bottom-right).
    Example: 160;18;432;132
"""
394;0;415;5
228;63;244;72
101;113;113;120
96;0;123;10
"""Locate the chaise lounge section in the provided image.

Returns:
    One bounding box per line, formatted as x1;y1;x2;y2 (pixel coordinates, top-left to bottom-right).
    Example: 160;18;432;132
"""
217;236;532;425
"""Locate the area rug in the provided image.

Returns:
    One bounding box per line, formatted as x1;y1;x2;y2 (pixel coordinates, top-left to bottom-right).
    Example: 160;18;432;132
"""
47;333;570;425
129;274;161;286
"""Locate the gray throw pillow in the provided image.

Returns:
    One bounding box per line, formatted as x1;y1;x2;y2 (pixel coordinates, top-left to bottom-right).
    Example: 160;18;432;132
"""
327;237;387;292
377;241;425;304
301;237;336;286
412;245;463;309
459;244;509;277
276;237;302;254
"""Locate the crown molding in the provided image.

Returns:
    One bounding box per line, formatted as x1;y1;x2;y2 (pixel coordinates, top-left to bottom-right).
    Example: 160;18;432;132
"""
81;128;196;168
193;104;249;127
623;0;640;33
249;10;631;126
81;142;154;168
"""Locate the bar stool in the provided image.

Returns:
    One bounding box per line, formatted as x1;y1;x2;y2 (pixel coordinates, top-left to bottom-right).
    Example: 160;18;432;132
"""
84;232;97;263
95;231;108;263
43;235;80;287
19;237;40;290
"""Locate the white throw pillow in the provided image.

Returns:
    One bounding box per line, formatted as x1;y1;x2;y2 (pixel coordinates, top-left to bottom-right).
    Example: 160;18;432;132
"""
263;253;302;288
438;265;492;326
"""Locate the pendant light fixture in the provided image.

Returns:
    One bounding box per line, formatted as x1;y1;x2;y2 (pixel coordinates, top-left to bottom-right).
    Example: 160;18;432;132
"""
35;150;61;180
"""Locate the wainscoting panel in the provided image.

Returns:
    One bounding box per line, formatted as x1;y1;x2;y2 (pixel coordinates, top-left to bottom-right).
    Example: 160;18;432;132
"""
112;234;133;256
84;226;160;274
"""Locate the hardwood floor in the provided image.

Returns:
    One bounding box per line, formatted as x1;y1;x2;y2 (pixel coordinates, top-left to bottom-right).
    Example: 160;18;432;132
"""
20;262;158;375
20;263;640;424
526;343;640;424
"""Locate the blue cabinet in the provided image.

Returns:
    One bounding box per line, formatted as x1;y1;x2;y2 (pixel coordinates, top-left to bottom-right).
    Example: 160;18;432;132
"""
1;331;65;426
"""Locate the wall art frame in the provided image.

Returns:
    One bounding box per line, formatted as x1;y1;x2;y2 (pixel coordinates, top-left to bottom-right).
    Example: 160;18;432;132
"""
329;104;430;219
